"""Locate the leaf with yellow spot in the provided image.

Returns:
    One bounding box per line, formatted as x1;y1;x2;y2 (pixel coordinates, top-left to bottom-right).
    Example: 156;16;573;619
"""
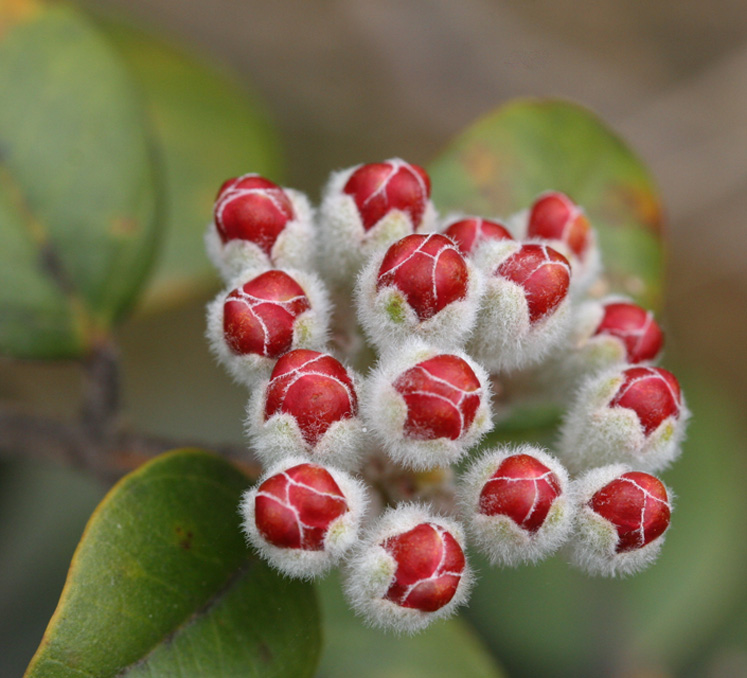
429;99;664;310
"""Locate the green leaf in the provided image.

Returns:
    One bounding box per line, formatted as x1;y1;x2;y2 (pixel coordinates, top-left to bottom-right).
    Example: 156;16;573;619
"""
25;449;321;678
428;99;664;311
0;4;161;359
98;14;282;311
464;371;747;676
317;572;504;678
622;372;747;671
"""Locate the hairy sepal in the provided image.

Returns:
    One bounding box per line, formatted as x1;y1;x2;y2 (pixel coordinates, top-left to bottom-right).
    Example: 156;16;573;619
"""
206;267;332;388
240;456;368;579
470;240;572;373
343;503;473;634
459;444;575;567
355;248;482;352
247;369;367;472
557;367;689;474
317;167;437;287
361;339;493;470
569;464;673;577
205;188;316;282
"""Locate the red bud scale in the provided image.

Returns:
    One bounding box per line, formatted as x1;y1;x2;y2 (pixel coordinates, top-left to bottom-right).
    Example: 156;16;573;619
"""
594;302;664;364
264;349;358;447
214;175;295;252
443;217;513;257
344;160;431;232
223;270;311;358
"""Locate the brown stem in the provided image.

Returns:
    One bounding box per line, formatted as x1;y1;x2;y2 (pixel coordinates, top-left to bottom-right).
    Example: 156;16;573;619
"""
0;406;261;484
80;340;120;443
0;335;264;483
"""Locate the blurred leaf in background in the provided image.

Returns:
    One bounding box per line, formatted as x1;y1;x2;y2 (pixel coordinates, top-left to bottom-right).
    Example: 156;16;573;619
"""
0;3;160;358
25;449;321;678
0;3;286;674
0;0;282;362
97;13;281;311
429;99;665;312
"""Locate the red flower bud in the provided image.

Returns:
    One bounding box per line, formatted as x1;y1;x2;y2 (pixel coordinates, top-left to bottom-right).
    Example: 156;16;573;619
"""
593;302;664;364
214;174;295;253
343;160;431;231
462;446;573;566
223;270;311;358
443;217;513;256
381;522;465;612
254;463;348;550
496;243;571;323
527;191;591;260
589;471;671;553
377;234;469;321
264;349;358;447
609;366;682;435
478;454;562;533
215;174;277;200
344;505;472;631
393;354;482;441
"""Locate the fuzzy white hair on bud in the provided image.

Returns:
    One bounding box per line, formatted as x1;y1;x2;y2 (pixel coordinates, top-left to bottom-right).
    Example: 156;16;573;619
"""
361;338;493;470
343;503;473;634
529;295;633;400
206;267;332;388
459;444;575;567
246;363;367;472
504;207;530;239
508;205;602;296
569;464;673;577
557;366;689;474
205;188;316;283
355;235;483;352
240;457;368;579
469;240;572;373
567;296;629;365
317;162;438;287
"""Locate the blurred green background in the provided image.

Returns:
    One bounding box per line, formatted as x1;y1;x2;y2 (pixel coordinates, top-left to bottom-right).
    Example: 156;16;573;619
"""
1;1;746;676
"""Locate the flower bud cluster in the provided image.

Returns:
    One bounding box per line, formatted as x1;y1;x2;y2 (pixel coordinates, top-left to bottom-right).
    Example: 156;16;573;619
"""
205;162;688;633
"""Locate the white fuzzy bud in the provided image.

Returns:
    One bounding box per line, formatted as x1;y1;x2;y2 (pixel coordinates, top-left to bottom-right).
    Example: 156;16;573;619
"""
343;503;472;634
240;457;368;578
206;267;331;387
317;159;437;286
247;349;367;471
557;365;689;474
355;233;482;352
362;338;493;470
459;445;575;566
569;465;673;577
206;177;316;282
469;240;572;373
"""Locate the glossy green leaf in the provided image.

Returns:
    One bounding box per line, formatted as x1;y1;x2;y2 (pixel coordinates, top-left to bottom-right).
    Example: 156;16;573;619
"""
317;572;504;678
0;4;160;358
25;449;321;678
465;371;747;676
428;99;665;311
99;14;282;310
